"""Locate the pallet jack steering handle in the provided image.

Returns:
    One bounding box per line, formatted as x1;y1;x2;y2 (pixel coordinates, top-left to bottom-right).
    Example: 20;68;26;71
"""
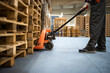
51;6;88;35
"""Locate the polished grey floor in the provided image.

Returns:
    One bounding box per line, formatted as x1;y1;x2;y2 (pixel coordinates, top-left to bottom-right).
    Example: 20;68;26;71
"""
0;37;110;73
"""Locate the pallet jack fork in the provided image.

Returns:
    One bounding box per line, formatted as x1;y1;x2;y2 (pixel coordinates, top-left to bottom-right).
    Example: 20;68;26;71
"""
34;7;88;50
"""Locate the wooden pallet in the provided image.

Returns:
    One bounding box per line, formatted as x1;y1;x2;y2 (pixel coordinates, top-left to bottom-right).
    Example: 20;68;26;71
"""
0;49;26;67
0;34;16;45
0;21;28;33
28;31;40;40
0;43;26;67
15;50;26;58
0;0;29;11
0;57;14;67
18;0;28;14
0;0;18;9
16;33;27;42
28;25;37;31
27;0;41;54
29;0;42;14
19;0;30;5
0;33;27;55
0;45;16;56
27;38;37;54
38;0;42;9
17;12;28;24
54;18;67;36
0;1;28;24
0;1;18;20
27;31;40;54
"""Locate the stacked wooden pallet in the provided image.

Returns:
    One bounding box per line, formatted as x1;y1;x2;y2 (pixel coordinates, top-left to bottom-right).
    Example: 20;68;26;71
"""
45;16;51;29
65;26;70;37
85;16;90;37
74;26;80;37
0;0;29;67
62;26;66;37
106;14;110;37
62;26;80;37
27;0;42;54
74;15;84;36
85;14;110;37
70;26;75;37
54;18;66;36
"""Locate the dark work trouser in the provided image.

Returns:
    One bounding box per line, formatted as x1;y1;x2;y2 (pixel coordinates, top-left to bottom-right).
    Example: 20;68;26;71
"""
85;0;106;49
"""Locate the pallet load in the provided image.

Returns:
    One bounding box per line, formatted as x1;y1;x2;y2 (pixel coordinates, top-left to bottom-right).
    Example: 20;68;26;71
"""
74;26;80;37
106;14;110;37
66;26;70;37
70;26;75;37
27;0;42;54
85;16;90;37
62;26;66;37
54;18;66;36
74;15;84;36
0;0;29;67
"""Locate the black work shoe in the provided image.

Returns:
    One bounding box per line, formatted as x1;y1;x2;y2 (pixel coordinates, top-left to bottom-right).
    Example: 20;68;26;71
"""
95;47;106;52
79;48;95;53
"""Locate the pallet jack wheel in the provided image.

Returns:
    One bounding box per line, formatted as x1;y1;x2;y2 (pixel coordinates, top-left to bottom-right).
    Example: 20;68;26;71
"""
44;41;54;50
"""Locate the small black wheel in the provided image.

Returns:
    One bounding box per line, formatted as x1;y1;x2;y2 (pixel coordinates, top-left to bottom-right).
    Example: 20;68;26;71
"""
44;41;54;50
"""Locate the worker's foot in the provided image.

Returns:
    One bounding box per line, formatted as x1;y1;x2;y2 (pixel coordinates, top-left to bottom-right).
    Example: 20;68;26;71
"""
95;47;106;52
79;48;95;53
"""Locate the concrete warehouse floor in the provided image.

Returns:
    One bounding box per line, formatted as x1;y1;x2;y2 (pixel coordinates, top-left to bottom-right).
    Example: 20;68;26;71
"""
0;37;110;73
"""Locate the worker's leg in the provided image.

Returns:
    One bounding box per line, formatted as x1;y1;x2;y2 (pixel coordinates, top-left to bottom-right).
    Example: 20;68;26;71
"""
79;14;104;53
96;15;106;51
85;14;104;49
79;0;106;53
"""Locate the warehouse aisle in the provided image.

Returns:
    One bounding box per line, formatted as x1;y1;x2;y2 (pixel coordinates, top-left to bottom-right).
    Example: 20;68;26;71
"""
0;37;110;73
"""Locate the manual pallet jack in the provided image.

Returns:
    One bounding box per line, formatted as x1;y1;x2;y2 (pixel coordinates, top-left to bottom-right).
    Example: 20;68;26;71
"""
34;7;88;50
